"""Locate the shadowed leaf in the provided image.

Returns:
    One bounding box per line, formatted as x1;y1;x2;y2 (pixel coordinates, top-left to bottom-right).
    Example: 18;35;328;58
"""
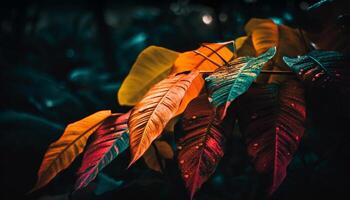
143;141;174;172
283;50;350;91
238;80;306;195
245;18;307;83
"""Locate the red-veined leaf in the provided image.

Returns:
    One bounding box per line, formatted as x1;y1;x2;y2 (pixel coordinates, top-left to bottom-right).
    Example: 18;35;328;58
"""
31;110;112;192
177;93;235;199
74;112;130;190
128;70;201;166
237;80;306;194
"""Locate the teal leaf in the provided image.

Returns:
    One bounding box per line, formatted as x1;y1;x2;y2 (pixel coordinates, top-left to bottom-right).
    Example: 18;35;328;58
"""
205;47;276;109
283;50;348;89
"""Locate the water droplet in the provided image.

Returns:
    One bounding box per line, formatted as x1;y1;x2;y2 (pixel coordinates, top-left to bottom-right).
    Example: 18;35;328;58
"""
251;113;258;119
180;160;184;164
291;103;295;107
295;135;300;141
287;152;291;156
312;77;316;82
110;127;115;131
276;127;280;132
336;73;341;77
184;174;189;178
208;97;213;102
195;145;199;149
191;115;197;120
253;143;259;147
199;143;203;146
177;146;182;150
212;158;216;162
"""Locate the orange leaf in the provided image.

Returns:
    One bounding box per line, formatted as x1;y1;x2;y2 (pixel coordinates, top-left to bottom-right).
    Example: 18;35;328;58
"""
176;74;204;116
128;70;200;166
172;42;234;74
244;18;307;83
31;110;112;192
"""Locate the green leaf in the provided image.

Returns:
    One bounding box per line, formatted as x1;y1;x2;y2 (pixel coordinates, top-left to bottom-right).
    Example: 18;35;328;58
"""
205;47;276;110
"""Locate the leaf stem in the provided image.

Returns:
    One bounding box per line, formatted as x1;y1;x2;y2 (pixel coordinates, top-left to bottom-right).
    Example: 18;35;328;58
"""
152;143;165;173
260;70;294;75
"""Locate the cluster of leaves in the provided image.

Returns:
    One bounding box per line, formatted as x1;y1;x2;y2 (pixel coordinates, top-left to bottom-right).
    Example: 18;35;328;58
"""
32;18;349;199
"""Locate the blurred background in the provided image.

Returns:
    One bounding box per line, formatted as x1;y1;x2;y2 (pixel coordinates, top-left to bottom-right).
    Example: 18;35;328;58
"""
1;0;349;200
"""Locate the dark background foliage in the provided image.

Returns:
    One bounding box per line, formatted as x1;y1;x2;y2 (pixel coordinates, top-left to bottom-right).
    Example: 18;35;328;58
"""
1;0;349;200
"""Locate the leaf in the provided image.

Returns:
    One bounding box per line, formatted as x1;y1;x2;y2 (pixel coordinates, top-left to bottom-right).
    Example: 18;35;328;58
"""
31;110;112;192
244;18;307;83
177;93;232;200
237;80;306;195
143;141;174;172
172;42;234;74
177;75;204;115
118;46;179;106
235;36;256;57
205;47;276;113
283;50;350;90
74;112;130;190
129;70;201;166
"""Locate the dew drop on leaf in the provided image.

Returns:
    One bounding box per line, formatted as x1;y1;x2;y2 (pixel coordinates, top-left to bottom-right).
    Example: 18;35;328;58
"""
251;113;258;119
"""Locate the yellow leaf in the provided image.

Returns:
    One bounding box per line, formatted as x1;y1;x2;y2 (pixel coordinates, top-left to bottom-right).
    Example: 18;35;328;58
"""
234;36;248;51
143;141;174;172
172;42;234;74
128;70;200;166
245;18;279;55
31;110;112;192
118;46;179;106
235;36;256;57
244;18;307;83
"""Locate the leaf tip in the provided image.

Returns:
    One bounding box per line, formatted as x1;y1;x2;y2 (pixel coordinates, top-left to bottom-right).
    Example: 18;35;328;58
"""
282;56;296;67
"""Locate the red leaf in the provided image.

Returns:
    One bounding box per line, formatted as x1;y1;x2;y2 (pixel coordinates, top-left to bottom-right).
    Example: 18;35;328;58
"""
177;93;235;199
237;80;306;195
75;112;130;190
